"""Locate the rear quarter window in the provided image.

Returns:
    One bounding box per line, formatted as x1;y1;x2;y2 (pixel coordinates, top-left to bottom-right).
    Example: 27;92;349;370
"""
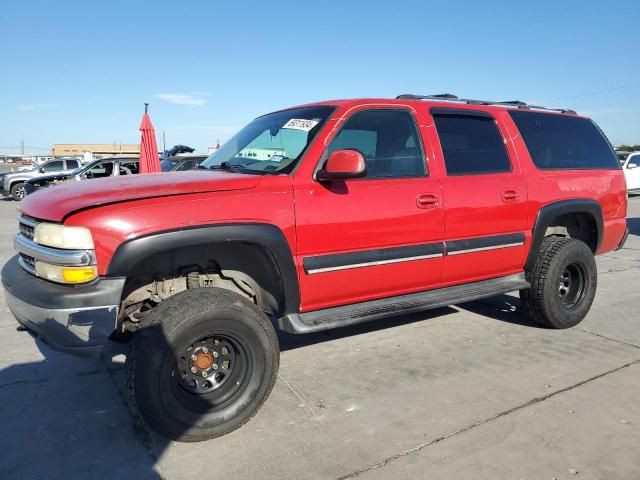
509;111;619;170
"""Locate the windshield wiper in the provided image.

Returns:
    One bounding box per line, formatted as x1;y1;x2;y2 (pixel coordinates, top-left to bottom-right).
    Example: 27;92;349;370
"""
206;161;250;172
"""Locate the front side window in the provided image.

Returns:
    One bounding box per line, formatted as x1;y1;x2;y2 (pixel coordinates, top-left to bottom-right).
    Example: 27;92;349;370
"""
200;106;335;174
66;160;80;169
325;109;425;179
433;114;511;175
509;110;619;170
85;161;114;178
43;161;64;172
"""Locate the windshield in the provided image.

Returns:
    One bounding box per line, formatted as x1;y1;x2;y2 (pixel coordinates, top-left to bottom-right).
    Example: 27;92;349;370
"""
200;106;335;174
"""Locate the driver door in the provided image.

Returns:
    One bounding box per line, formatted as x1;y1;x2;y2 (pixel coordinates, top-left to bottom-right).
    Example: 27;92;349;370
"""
294;106;444;312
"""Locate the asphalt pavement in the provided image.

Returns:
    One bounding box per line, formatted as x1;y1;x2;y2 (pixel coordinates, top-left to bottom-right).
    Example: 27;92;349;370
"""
0;195;639;480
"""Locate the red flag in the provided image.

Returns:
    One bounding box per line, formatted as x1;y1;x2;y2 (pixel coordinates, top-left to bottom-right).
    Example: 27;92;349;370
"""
139;108;161;173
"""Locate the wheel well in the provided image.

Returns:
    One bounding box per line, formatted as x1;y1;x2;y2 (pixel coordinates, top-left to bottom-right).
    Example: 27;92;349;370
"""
117;242;285;330
544;212;598;252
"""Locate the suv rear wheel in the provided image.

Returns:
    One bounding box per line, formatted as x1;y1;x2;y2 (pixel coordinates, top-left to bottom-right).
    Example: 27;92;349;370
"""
520;237;597;329
10;182;25;201
126;288;279;442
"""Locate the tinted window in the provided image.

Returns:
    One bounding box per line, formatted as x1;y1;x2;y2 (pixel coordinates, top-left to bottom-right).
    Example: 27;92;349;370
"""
433;114;511;175
509;111;618;170
43;161;64;172
66;160;80;169
327;109;425;178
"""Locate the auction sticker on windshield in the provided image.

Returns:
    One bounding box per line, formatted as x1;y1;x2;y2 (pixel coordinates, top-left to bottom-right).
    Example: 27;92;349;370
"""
282;118;319;131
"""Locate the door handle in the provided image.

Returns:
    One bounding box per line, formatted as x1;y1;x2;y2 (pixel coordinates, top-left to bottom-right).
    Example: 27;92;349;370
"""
417;194;440;208
501;189;520;202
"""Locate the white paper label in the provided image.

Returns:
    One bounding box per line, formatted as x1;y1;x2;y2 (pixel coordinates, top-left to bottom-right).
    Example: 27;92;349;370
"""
282;118;319;132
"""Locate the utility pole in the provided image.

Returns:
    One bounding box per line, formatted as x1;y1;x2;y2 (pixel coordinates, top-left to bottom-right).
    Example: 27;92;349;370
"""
20;140;24;156
162;130;166;153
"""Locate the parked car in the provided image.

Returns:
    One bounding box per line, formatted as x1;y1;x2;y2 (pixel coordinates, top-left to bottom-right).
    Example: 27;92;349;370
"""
2;94;628;442
160;154;207;172
620;151;640;194
24;157;139;195
1;158;81;200
616;151;631;165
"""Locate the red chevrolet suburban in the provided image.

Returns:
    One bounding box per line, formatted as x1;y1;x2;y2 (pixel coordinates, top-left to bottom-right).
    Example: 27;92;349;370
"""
2;94;629;441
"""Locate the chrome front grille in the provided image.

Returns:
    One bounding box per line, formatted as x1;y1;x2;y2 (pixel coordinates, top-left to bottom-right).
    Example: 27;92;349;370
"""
18;215;37;240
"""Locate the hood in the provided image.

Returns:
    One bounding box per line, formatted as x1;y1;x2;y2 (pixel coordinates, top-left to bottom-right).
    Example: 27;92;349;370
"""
19;170;261;221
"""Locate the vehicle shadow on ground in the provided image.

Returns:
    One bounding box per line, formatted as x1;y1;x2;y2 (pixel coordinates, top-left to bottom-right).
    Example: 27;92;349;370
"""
0;323;167;479
0;296;539;479
628;217;640;236
455;294;543;328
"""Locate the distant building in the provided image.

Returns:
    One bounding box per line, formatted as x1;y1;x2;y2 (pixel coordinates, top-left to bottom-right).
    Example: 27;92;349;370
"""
52;144;140;161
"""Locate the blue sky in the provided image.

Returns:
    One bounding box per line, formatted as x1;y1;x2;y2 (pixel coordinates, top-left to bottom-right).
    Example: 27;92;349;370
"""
1;0;638;154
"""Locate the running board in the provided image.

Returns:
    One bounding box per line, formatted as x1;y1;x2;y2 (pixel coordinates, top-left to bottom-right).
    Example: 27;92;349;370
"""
277;273;530;334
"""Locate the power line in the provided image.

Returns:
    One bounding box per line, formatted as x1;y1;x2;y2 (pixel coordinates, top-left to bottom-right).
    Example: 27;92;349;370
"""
551;82;640;102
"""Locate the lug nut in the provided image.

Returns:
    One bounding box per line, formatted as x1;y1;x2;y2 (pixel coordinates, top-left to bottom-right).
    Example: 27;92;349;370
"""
202;371;208;377
212;351;219;358
191;355;197;361
190;367;197;373
212;364;218;370
202;347;208;353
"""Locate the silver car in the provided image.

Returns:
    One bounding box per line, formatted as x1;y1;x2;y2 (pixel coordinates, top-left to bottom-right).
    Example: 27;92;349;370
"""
1;158;81;201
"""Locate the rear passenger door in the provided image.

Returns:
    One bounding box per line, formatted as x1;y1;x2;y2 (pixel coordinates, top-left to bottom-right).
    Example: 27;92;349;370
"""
430;109;528;283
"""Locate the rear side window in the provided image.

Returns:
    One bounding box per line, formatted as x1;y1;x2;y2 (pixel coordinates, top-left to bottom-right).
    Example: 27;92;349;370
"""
43;161;64;172
509;111;619;170
433;114;511;175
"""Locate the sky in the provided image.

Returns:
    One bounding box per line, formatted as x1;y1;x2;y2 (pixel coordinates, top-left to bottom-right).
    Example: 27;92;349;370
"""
1;0;639;155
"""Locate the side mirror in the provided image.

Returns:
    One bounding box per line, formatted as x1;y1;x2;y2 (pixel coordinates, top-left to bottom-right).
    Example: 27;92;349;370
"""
39;167;45;173
317;149;366;182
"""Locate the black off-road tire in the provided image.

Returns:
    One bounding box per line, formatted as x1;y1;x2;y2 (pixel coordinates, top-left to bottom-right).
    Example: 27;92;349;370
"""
10;182;25;201
520;237;597;329
125;288;279;442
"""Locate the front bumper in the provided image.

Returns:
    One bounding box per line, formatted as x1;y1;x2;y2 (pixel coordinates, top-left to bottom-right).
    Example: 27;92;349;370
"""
1;255;125;355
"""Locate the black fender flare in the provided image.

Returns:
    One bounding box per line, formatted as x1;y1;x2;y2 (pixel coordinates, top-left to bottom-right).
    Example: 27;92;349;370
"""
525;199;603;271
106;223;300;315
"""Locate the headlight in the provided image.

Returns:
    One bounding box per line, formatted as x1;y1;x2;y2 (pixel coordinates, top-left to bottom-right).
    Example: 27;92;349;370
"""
34;223;94;249
35;262;98;284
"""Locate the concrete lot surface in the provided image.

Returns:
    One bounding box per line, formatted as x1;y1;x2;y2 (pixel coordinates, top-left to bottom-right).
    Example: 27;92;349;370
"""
0;196;639;480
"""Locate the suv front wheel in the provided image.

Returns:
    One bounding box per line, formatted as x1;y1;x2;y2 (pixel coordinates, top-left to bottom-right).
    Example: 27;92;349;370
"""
520;237;597;329
126;288;279;442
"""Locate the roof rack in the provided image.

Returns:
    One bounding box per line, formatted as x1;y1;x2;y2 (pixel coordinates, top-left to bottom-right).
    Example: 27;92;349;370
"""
395;94;576;114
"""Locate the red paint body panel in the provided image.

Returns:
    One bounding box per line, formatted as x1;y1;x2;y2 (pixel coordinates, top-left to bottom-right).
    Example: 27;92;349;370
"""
19;171;260;222
16;97;628;315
